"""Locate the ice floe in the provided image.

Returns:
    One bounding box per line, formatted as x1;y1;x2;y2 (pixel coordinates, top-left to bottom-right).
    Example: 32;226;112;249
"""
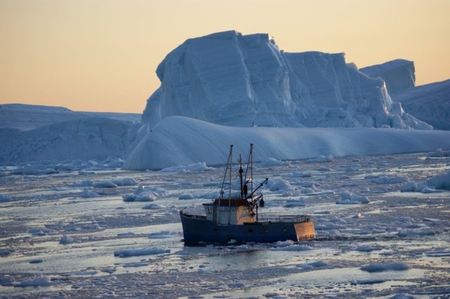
113;247;170;257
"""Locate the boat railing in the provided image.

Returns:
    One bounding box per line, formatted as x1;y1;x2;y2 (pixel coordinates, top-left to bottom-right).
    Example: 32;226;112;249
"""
258;214;311;223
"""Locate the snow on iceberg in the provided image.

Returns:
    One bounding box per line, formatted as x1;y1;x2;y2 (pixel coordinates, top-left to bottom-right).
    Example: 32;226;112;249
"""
123;116;450;170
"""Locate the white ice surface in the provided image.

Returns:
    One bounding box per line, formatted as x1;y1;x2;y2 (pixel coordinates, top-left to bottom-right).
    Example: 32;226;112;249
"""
124;116;450;170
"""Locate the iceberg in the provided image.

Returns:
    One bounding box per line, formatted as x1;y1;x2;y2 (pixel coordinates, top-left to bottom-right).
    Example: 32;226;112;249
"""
123;116;450;170
391;80;450;130
142;30;430;129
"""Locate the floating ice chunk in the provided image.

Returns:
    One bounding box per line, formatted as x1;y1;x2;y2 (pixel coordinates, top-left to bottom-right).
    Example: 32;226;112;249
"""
122;194;137;202
427;148;450;157
401;171;450;192
134;193;158;202
123;193;157;202
135;185;167;196
400;182;419;192
59;234;74;245
425;170;450;190
14;274;53;287
268;179;295;191
360;263;410;272
112;178;137;186
123;185;165;202
81;188;100;198
114;247;170;257
93;181;117;188
336;192;369;204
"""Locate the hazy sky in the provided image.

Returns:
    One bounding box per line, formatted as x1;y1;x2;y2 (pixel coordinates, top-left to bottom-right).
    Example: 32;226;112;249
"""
1;0;449;113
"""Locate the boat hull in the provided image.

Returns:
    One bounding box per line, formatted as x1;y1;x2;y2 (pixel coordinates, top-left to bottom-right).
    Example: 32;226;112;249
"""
180;212;315;244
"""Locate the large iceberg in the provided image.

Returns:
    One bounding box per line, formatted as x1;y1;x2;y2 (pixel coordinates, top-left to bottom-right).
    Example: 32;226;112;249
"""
123;116;450;170
142;30;430;130
0;117;138;164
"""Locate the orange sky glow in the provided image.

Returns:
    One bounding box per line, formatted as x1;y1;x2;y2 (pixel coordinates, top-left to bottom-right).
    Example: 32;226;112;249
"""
1;0;449;113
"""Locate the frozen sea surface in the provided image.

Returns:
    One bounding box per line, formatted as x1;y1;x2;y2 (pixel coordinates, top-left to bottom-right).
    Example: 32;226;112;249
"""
0;152;449;298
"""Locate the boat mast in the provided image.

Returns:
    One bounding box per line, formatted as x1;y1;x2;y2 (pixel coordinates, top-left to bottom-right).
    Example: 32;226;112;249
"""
218;145;234;225
228;146;233;224
250;143;254;194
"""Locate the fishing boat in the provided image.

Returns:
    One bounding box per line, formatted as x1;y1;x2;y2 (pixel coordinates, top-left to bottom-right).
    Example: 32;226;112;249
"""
179;144;315;244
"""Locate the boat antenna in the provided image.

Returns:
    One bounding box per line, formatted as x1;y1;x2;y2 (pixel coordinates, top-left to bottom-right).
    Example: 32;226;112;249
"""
220;145;234;199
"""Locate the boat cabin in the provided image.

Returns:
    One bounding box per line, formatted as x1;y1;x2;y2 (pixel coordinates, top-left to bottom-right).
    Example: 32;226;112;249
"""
203;198;256;225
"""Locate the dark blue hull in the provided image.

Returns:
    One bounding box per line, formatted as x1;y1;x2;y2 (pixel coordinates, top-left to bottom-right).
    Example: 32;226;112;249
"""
180;211;315;244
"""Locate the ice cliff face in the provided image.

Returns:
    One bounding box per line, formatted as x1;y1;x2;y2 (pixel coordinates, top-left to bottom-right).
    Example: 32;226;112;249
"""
142;30;430;130
360;59;416;94
391;80;450;130
0;118;139;164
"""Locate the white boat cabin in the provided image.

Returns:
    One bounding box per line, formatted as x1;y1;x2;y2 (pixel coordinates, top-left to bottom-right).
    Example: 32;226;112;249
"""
203;198;256;225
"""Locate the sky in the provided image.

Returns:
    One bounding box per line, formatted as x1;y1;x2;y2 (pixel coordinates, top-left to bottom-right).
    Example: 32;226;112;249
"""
0;0;449;113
